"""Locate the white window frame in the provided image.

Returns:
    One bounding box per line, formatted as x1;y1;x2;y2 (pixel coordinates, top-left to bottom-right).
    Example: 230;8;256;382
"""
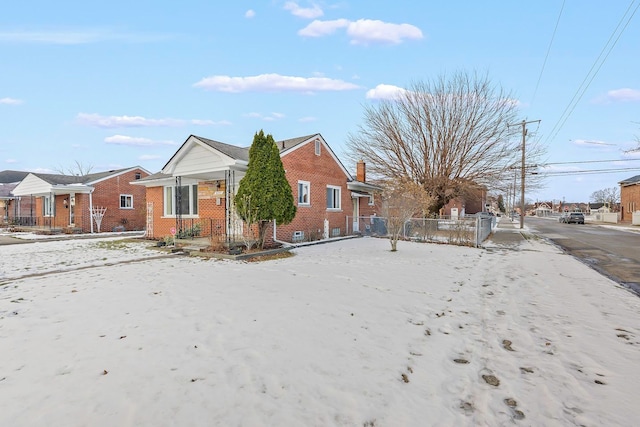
326;185;341;210
368;194;375;206
120;194;134;209
315;139;321;156
298;180;310;206
163;184;199;217
43;194;55;217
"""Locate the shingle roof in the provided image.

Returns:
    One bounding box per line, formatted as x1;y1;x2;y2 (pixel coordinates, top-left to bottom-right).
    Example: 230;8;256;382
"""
193;136;250;161
0;182;17;197
0;170;29;184
31;167;134;186
620;174;640;185
275;134;319;151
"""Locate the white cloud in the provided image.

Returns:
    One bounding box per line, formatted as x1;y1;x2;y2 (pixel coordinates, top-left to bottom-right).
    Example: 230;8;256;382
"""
194;73;360;93
571;139;617;148
191;119;232;126
245;112;286;121
298;116;317;122
0;29;171;45
365;84;407;100
347;19;423;45
5;158;18;164
298;19;349;37
299;19;423;45
77;113;221;128
0;97;24;105
245;9;256;18
284;2;323;19
77;113;183;128
104;135;177;146
604;88;640;102
139;154;163;160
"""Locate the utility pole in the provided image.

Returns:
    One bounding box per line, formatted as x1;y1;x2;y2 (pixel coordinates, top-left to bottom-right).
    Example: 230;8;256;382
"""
509;119;540;229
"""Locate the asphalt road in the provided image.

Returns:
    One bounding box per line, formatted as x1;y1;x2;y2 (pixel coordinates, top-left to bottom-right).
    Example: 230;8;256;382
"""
526;216;640;296
0;235;33;245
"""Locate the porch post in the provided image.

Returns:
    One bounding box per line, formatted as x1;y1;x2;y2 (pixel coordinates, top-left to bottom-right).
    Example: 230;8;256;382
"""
89;190;94;233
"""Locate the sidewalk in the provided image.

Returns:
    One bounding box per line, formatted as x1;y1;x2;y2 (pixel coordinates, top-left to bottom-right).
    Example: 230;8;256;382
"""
485;217;526;247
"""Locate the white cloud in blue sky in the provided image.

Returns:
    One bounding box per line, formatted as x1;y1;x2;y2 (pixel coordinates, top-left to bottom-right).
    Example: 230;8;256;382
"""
0;97;24;105
284;1;323;19
76;114;223;128
0;29;171;44
298;19;423;45
193;74;361;93
104;135;178;146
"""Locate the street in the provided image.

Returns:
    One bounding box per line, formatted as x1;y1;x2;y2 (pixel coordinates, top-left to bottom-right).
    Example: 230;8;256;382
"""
526;216;640;296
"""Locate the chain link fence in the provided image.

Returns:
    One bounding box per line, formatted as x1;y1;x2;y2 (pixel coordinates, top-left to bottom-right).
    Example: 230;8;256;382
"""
347;215;496;247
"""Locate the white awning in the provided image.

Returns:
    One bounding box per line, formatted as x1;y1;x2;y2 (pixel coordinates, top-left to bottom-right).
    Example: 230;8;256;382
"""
350;191;371;198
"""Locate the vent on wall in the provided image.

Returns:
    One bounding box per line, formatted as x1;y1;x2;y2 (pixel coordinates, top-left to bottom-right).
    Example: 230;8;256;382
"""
292;231;305;242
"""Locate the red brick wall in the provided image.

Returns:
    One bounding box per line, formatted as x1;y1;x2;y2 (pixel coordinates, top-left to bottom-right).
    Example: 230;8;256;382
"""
89;168;149;232
277;141;354;241
621;184;640;222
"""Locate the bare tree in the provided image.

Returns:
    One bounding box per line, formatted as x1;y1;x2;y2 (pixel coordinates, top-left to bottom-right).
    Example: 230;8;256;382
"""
590;187;620;207
54;160;94;176
346;71;545;213
381;178;433;251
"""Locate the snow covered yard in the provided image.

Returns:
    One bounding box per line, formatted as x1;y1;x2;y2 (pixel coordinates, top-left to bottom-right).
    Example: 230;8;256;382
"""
0;236;639;426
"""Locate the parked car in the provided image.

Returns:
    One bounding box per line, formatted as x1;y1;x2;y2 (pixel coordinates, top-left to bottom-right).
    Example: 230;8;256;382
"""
565;212;585;224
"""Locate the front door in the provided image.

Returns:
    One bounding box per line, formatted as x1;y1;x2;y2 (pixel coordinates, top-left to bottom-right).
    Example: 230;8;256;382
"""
352;197;360;233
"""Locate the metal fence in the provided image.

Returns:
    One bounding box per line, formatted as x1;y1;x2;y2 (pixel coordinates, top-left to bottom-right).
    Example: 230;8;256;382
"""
346;215;496;247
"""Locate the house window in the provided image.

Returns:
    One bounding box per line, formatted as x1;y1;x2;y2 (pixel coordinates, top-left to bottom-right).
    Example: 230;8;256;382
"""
134;173;141;180
326;185;341;210
164;184;198;216
43;195;54;217
298;181;310;206
315;139;321;156
368;194;375;206
120;194;133;209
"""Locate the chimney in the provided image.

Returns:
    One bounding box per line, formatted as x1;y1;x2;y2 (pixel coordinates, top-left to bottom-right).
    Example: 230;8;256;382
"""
356;160;366;182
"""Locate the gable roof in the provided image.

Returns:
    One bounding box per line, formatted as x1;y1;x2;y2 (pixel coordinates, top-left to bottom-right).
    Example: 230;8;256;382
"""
0;170;29;184
12;166;149;196
620;174;640;186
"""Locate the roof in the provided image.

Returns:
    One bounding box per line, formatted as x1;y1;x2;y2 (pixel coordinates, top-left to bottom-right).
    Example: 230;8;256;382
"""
275;134;319;151
620;174;640;186
0;182;17;198
0;170;29;184
193;135;250;162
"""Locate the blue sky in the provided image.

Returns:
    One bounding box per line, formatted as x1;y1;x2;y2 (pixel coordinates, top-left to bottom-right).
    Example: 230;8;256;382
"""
1;0;639;204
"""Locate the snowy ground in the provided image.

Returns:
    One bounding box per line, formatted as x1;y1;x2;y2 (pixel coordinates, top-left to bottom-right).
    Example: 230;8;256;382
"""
0;232;639;426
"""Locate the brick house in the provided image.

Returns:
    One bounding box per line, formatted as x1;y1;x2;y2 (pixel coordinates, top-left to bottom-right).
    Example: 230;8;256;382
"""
11;167;150;233
620;174;640;222
0;170;31;225
133;134;380;243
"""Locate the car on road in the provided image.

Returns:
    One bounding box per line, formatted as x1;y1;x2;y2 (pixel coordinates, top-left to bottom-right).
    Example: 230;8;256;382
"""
565;212;585;224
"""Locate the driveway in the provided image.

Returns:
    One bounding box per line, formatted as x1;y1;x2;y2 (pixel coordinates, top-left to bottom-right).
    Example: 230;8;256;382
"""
0;235;33;245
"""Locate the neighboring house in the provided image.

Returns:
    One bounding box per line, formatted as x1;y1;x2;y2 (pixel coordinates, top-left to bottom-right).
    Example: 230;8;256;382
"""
0;170;31;225
534;202;553;217
11;167;150;233
132;134;380;243
440;185;487;218
620;174;640;222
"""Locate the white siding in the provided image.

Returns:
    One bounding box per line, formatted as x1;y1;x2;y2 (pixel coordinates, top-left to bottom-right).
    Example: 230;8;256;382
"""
11;174;51;196
173;144;230;176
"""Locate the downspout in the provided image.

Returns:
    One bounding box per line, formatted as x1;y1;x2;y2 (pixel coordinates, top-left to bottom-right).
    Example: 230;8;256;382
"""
89;188;94;233
272;219;295;248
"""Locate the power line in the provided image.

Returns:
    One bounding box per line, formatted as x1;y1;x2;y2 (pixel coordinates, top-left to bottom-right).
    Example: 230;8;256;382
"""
543;158;640;166
536;166;640;177
543;1;640;146
530;0;565;107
